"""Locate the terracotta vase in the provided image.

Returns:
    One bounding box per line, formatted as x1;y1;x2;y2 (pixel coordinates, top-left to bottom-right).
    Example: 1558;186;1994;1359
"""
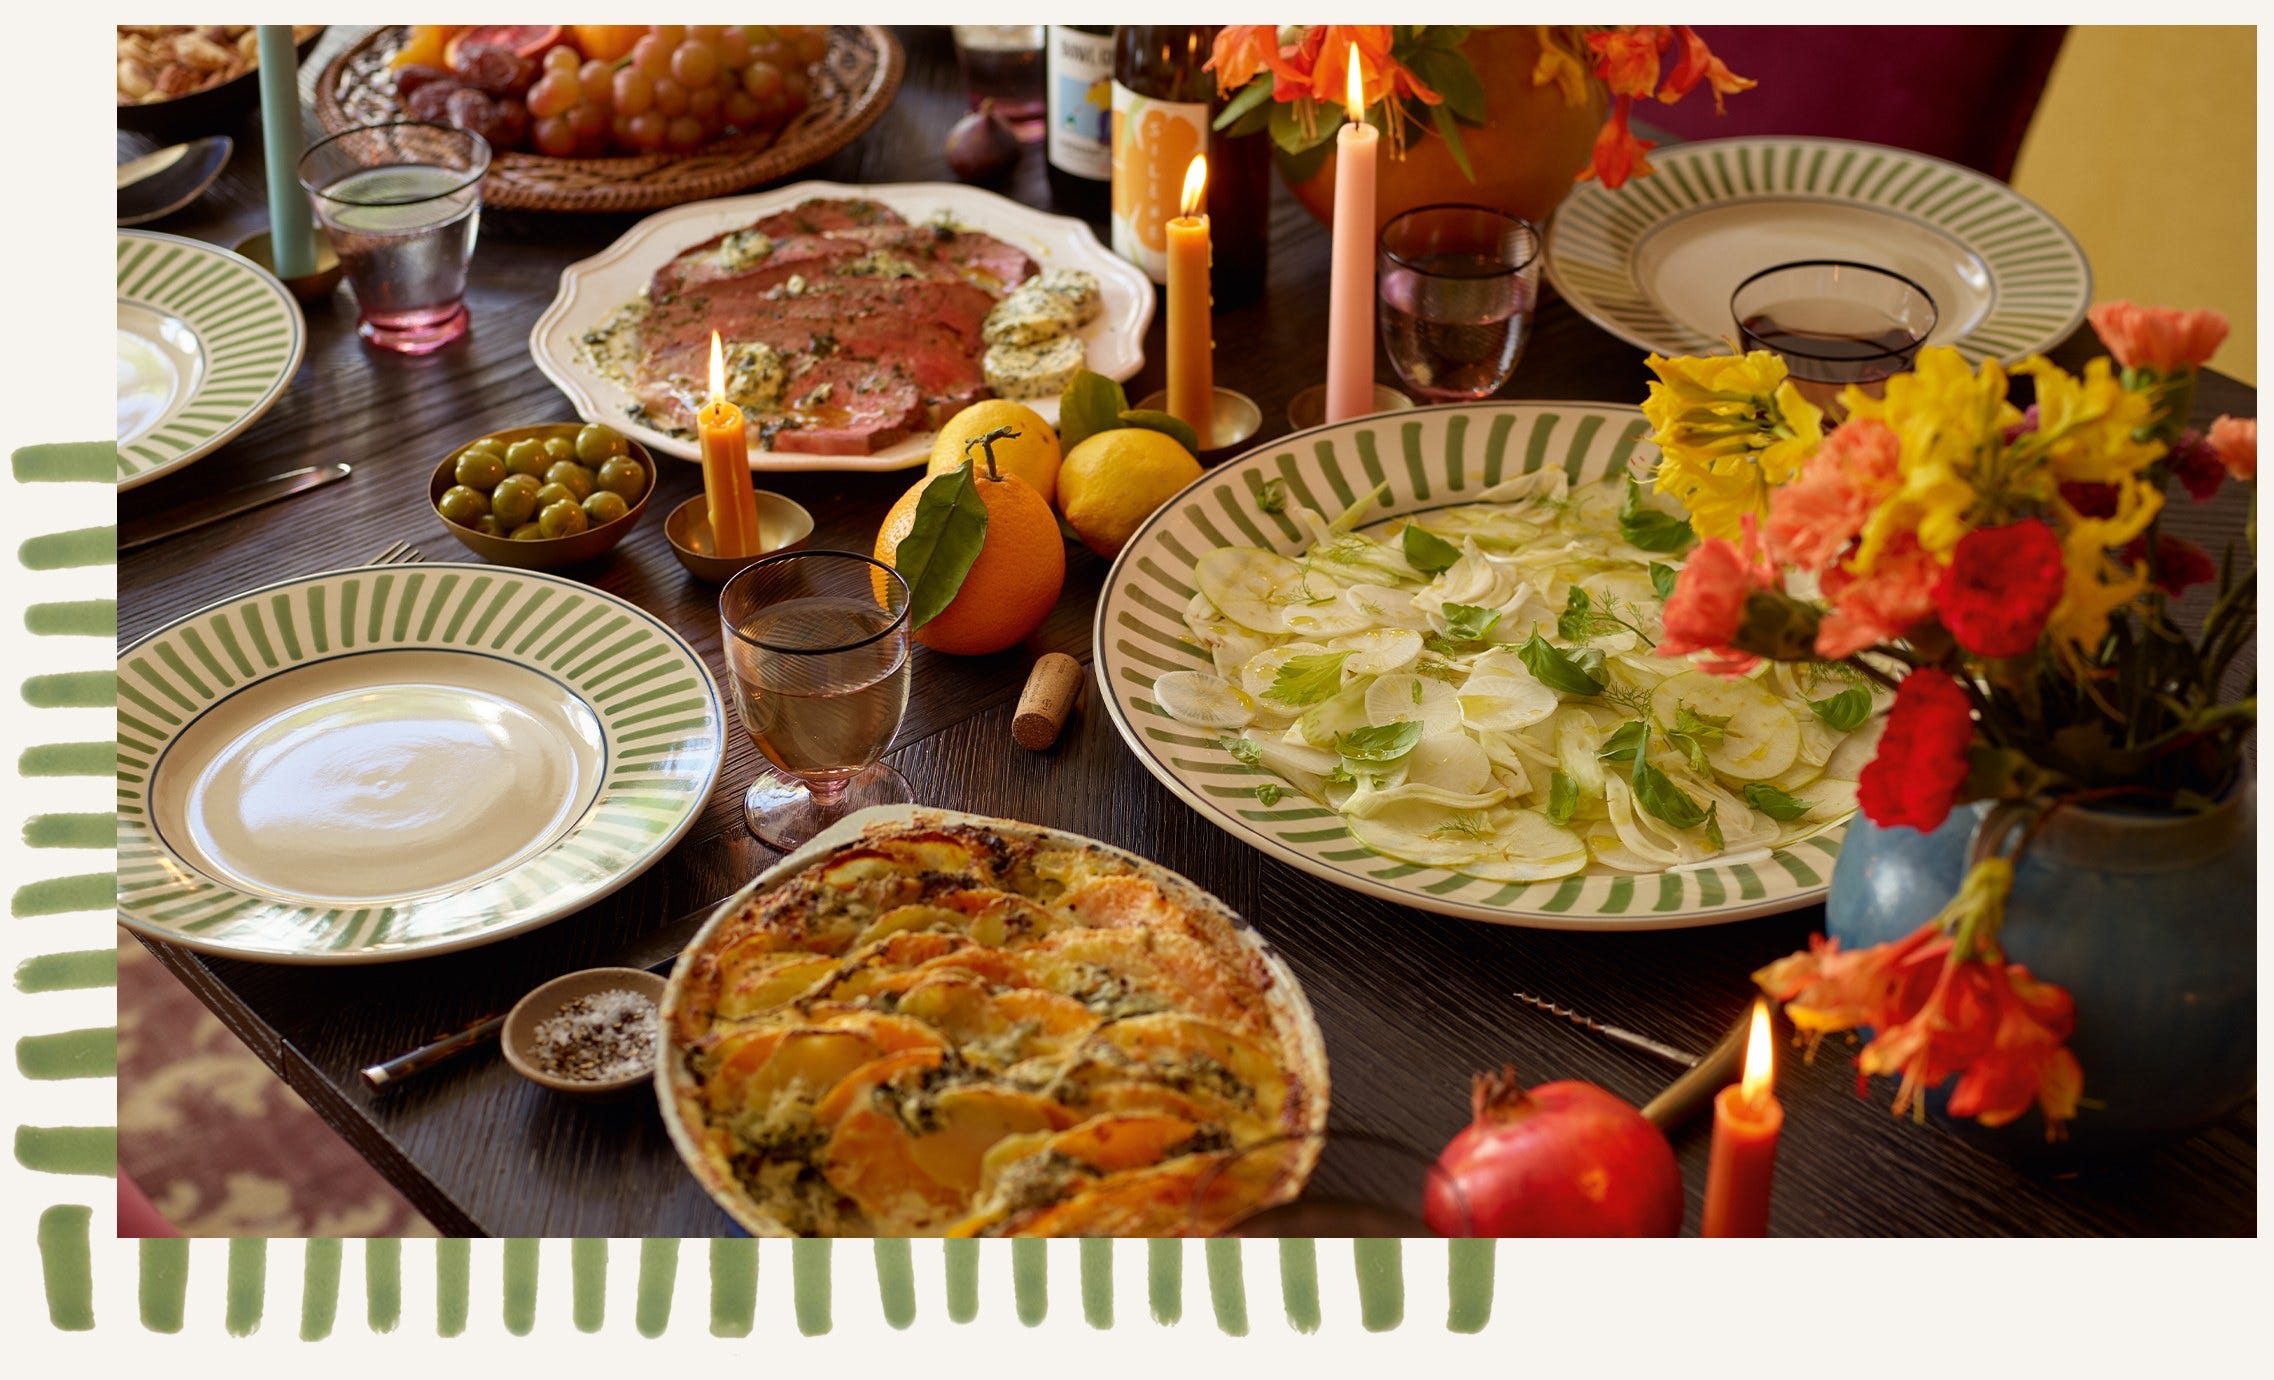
1285;27;1608;235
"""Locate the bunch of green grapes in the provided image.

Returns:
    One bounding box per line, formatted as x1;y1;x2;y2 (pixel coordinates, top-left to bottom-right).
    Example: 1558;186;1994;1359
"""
527;25;827;157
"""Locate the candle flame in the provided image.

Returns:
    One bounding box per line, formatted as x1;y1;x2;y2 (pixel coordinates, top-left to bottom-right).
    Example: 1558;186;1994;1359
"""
1741;999;1776;1106
1180;156;1208;217
1344;43;1366;124
708;330;726;405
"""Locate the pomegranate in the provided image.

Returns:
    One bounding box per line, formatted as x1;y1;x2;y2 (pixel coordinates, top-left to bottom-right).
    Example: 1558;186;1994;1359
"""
1425;1066;1684;1237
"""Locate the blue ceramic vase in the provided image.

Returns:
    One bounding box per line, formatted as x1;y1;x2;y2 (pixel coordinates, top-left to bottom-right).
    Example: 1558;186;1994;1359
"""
1826;787;2257;1140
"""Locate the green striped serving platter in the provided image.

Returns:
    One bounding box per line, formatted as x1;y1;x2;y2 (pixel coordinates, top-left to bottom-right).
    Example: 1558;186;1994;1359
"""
1093;401;1845;931
116;230;306;490
117;563;725;963
1544;136;2091;366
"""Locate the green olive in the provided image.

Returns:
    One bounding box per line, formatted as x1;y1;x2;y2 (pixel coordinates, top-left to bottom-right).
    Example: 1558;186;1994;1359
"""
583;490;631;526
542;435;578;465
510;522;547;542
533;481;576;511
504;438;550;477
575;422;627;465
491;474;541;528
473;515;506;538
543;461;596;500
538;498;590;539
465;436;508;459
595;456;647;500
454;449;508;490
437;484;491;525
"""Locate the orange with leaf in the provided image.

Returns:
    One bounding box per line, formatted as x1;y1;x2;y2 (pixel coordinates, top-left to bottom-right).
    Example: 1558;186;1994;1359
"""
874;424;1066;657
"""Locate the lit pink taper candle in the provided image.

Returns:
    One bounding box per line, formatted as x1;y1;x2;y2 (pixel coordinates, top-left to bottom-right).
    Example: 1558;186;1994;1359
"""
1324;45;1378;424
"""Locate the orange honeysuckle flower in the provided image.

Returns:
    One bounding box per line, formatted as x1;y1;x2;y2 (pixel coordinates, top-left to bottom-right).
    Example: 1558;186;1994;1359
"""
1586;25;1667;100
1858;956;2004;1120
1531;25;1591;107
1660;25;1755;113
1577;95;1656;187
2086;300;2231;372
1305;25;1440;115
1754;920;1951;1045
1205;24;1282;93
1945;965;2083;1136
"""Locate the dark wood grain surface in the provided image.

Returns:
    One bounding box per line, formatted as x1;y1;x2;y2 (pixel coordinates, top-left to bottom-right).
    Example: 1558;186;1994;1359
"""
120;26;2256;1238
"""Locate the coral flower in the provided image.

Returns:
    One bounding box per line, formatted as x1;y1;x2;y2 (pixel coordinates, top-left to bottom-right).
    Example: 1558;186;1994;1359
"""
1945;965;2083;1135
1659;524;1774;673
1764;416;1900;572
1856;667;1975;832
1933;519;2067;658
1859;955;2004;1119
1815;531;1941;659
2086;301;2230;373
2208;415;2256;482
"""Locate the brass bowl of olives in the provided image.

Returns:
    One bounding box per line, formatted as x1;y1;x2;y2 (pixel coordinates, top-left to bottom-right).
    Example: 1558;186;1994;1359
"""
429;421;654;570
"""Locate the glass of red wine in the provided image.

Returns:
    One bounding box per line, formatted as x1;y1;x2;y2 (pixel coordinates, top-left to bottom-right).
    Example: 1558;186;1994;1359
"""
1188;1129;1472;1237
1377;206;1542;403
1731;260;1939;415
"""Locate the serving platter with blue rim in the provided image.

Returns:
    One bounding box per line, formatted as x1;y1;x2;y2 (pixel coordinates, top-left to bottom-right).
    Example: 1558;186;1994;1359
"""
1544;135;2091;366
117;563;725;963
116;229;306;490
1093;400;1850;931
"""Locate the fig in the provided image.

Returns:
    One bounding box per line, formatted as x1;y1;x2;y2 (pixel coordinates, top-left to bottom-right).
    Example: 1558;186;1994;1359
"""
945;100;1019;184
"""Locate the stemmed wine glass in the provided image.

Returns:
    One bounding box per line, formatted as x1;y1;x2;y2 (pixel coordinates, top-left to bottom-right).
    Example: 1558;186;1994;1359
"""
718;551;915;849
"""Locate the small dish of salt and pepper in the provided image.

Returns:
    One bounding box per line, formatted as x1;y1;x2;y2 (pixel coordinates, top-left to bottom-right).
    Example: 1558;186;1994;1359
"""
501;967;668;1100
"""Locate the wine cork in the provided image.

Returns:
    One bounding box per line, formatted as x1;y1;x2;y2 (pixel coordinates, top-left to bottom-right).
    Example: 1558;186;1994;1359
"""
1013;653;1085;750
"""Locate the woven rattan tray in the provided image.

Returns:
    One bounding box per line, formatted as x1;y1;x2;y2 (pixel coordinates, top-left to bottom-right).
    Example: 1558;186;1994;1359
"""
314;25;902;213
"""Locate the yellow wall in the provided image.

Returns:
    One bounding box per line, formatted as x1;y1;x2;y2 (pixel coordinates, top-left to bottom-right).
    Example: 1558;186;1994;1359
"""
2012;26;2256;384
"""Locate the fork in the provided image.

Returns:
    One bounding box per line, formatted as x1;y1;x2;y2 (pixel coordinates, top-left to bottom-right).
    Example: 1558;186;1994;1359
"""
367;540;425;566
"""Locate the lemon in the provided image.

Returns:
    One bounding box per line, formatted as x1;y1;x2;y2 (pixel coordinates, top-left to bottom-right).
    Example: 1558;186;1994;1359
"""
1057;428;1202;559
929;400;1061;504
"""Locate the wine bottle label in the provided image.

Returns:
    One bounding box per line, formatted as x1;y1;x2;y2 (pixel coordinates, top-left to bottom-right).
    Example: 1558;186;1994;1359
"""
1046;27;1113;182
1110;86;1209;283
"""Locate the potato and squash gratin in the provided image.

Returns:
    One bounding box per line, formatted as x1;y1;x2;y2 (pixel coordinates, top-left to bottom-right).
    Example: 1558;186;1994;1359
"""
659;818;1327;1236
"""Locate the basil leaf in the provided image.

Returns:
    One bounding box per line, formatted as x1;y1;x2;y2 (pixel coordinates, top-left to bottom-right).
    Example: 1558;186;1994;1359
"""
1402;522;1462;574
1546;769;1578;826
1743;782;1814;822
1117;408;1199;455
1518;632;1605;696
1253;782;1286;807
1255;478;1290;514
1337;720;1424;762
1619;477;1696;554
1266;651;1351;707
1649;562;1680;601
1571;646;1608;684
1058;370;1128;453
1631;745;1708;829
1673;705;1730;742
1410;679;1424;704
1703;801;1725;851
1557;587;1595;642
1441;601;1501;642
895;460;991;630
1809;684;1873;733
1219;736;1262;766
1597;721;1647;763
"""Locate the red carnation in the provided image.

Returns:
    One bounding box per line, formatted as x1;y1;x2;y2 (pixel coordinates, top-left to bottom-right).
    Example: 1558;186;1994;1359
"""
2165;429;2226;502
1932;520;2066;658
2121;532;2218;594
2058;481;2120;518
1857;668;1976;832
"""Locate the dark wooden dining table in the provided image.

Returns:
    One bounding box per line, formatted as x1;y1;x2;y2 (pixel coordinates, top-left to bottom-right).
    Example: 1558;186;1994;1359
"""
119;27;2255;1237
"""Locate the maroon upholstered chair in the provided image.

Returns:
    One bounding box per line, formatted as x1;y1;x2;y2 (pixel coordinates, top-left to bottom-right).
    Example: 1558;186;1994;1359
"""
1647;27;2068;182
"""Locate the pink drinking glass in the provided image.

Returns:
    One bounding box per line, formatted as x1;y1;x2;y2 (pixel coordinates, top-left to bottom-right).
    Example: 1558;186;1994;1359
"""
298;122;490;354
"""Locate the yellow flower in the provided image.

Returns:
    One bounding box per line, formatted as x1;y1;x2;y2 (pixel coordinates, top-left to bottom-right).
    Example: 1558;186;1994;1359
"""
1641;351;1824;540
2046;479;2162;651
1840;348;2018;570
2014;356;2163;487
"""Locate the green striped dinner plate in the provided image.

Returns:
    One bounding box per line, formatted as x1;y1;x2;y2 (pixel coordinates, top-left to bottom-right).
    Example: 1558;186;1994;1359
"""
1093;401;1845;931
118;564;725;963
1544;136;2091;366
116;230;306;491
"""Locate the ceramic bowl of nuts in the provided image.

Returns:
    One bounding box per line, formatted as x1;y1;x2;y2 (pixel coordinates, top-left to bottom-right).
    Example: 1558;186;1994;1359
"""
501;967;667;1100
430;421;655;571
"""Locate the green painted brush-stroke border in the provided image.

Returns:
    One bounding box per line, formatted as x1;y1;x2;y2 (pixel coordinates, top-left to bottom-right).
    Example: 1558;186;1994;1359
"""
11;441;1501;1338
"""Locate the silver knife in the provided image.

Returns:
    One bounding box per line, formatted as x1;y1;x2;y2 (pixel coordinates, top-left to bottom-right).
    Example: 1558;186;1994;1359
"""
120;462;351;553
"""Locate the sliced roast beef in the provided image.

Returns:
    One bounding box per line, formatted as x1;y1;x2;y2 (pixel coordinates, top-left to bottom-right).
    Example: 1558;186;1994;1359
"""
750;198;903;238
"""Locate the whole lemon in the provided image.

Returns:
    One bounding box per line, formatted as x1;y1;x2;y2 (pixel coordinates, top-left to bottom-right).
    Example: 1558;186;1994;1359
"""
1056;428;1202;560
874;464;1066;656
929;400;1061;505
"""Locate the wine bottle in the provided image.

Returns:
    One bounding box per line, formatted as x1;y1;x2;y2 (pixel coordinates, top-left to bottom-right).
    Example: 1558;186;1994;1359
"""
1110;25;1269;301
1044;24;1113;220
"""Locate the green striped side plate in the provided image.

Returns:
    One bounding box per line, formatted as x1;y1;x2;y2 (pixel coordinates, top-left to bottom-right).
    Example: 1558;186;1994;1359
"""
1092;401;1843;931
1544;135;2091;366
116;230;306;490
117;563;725;962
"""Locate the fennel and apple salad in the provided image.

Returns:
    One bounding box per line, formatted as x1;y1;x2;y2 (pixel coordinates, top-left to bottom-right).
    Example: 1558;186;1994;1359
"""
1147;470;1884;880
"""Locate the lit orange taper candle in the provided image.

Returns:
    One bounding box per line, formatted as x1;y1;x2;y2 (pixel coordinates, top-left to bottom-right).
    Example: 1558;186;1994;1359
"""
1324;44;1378;424
1701;999;1784;1237
698;330;764;559
1165;155;1214;450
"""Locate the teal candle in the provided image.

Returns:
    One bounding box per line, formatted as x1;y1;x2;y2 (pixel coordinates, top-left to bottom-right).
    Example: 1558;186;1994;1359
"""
256;25;316;279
